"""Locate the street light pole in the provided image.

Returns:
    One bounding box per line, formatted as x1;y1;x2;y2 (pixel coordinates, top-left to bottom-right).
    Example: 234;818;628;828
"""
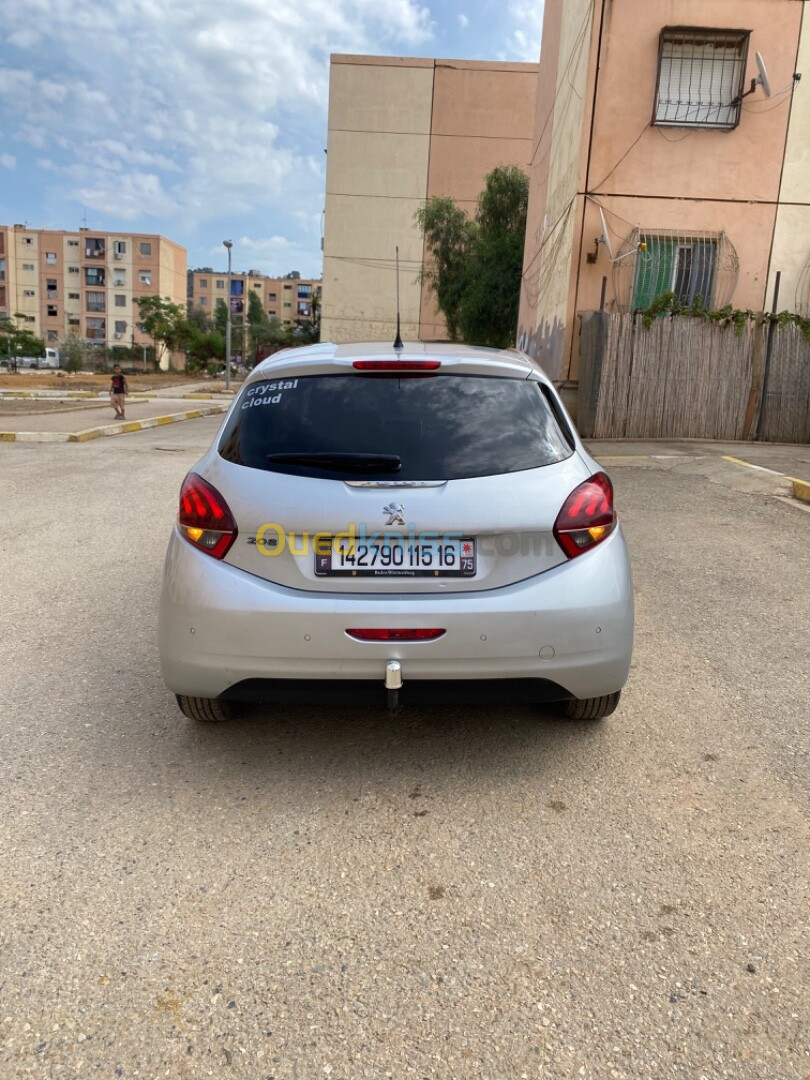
223;239;233;393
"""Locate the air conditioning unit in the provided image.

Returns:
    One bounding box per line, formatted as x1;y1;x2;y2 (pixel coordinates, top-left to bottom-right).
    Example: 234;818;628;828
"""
113;252;123;260
113;332;122;339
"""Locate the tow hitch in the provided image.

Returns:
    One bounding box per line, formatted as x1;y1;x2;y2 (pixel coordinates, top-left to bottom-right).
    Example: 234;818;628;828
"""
385;660;402;709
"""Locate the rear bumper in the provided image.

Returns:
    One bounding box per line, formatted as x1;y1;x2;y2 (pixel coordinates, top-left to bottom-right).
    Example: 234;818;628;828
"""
159;527;634;701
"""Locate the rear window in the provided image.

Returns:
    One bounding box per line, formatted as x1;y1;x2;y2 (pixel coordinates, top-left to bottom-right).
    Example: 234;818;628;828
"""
219;374;573;481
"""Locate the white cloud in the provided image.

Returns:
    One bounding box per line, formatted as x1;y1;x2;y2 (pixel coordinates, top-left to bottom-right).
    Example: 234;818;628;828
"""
501;0;544;61
0;153;16;169
458;13;469;28
234;236;295;253
208;233;319;277
71;172;181;221
0;0;435;246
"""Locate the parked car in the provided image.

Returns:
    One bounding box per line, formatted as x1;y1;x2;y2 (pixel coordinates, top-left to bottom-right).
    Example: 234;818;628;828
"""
1;348;60;371
159;342;634;722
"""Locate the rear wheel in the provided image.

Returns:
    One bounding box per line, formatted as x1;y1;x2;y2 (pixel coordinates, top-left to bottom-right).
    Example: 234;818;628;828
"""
561;691;621;721
175;695;234;723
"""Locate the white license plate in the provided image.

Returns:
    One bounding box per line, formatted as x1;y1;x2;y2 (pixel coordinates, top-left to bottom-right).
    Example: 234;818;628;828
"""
315;536;477;577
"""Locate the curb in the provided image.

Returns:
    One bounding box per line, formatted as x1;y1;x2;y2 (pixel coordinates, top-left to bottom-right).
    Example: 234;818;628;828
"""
0;405;228;444
722;455;810;503
183;392;236;400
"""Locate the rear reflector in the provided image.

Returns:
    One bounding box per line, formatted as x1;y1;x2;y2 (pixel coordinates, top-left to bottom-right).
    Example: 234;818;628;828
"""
553;472;616;559
352;360;441;371
346;628;446;642
178;473;238;559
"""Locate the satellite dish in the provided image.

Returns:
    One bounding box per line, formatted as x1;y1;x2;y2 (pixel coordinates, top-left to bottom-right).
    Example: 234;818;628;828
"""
755;52;772;98
598;206;614;261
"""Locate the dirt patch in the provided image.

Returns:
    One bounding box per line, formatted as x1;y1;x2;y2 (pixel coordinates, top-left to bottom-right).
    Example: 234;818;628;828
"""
0;373;202;393
0;399;108;417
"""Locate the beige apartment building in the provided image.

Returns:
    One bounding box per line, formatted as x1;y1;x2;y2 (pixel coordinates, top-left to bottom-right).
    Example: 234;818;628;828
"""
321;54;538;344
0;224;186;352
518;0;810;383
188;270;322;329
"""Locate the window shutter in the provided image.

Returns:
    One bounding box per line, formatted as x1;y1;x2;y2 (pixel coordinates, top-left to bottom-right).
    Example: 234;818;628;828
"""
633;238;675;309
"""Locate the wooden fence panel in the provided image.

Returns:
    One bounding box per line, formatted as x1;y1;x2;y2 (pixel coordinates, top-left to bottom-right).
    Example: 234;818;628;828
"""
590;314;757;440
759;324;810;444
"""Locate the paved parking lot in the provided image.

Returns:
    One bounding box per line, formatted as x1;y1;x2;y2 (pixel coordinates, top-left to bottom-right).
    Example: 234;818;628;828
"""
0;396;226;434
0;419;808;1079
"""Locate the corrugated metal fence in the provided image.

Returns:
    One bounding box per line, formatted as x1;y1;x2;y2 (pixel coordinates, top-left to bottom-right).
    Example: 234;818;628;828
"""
578;312;810;443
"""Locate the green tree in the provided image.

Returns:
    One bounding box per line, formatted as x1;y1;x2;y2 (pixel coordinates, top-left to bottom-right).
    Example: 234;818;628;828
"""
0;313;45;364
187;306;212;333
61;331;87;373
135;295;190;369
213;298;228;335
184;329;225;372
247;289;293;351
415;165;529;348
414;197;473;341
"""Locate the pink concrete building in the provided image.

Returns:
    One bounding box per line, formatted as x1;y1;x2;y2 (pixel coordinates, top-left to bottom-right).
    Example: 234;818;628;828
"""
322;54;538;343
518;0;810;384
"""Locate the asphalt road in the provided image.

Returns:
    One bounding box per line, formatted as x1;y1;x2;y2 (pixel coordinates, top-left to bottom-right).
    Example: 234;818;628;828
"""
0;421;808;1080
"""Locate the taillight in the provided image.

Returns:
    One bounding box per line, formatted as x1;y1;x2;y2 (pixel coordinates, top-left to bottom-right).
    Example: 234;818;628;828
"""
178;473;238;559
553;472;615;558
346;628;446;642
352;360;441;371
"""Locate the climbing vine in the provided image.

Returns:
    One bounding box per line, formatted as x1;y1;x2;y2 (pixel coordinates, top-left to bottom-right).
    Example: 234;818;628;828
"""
635;292;810;341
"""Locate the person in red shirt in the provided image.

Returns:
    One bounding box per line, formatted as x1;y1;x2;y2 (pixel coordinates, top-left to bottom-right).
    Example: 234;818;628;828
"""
110;364;128;419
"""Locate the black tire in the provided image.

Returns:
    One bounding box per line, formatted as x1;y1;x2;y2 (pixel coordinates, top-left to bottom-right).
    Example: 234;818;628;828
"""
175;694;234;723
562;691;621;721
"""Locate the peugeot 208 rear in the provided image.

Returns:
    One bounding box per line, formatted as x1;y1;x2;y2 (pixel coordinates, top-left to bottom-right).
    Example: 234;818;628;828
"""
158;342;633;722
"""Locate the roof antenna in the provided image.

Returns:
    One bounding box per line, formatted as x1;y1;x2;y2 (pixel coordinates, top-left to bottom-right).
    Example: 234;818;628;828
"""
393;245;404;350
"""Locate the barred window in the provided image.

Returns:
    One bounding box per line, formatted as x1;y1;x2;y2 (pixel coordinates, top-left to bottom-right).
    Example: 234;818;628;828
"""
612;228;739;313
633;236;716;309
654;27;750;129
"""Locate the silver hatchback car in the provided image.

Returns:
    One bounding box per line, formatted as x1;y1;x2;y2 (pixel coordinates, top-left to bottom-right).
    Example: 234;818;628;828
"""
159;342;633;722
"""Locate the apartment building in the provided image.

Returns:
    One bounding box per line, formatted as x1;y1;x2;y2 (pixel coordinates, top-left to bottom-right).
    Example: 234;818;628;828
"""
321;54;538;343
0;225;186;351
517;0;810;383
188;270;322;328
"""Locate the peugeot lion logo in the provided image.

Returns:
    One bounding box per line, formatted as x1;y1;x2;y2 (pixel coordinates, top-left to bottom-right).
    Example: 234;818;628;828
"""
384;502;406;526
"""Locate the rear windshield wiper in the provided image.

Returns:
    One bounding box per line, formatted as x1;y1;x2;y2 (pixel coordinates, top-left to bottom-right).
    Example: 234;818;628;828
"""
266;452;402;473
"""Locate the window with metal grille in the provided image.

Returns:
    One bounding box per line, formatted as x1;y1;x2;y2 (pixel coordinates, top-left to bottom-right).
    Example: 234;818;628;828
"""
654;27;750;129
632;235;718;309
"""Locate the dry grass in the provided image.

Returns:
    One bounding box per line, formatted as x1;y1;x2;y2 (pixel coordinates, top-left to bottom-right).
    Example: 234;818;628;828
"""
0;373;202;392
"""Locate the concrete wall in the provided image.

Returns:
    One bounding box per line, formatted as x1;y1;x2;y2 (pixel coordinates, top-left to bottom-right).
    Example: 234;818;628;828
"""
321;56;434;344
519;0;809;383
322;54;537;345
518;0;593;379
769;1;810;312
420;60;536;340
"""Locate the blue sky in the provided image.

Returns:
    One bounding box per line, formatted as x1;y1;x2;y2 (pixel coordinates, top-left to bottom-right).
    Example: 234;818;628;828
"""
0;1;543;280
